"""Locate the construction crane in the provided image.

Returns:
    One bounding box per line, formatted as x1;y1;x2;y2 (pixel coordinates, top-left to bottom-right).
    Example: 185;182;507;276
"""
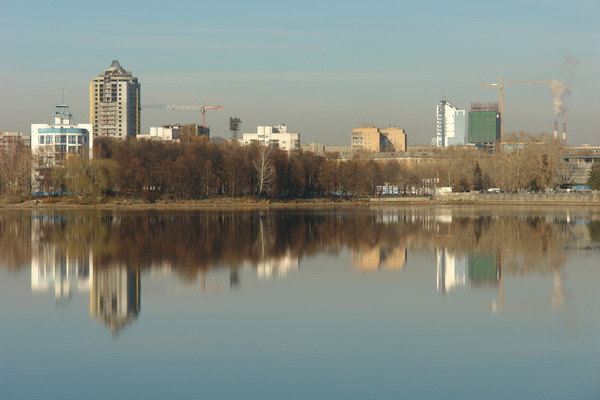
481;80;557;143
142;104;224;126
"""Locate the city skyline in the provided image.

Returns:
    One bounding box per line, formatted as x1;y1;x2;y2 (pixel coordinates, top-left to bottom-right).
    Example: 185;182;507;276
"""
1;1;598;145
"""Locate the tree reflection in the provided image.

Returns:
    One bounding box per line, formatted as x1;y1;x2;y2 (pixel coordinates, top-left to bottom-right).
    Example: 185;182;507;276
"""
0;208;592;282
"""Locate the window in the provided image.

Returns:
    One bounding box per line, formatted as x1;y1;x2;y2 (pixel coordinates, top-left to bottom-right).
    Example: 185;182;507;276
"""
68;136;76;144
39;135;45;144
47;136;53;144
60;135;67;144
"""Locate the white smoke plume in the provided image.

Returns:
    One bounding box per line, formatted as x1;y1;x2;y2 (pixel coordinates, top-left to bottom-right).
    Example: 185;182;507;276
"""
550;54;578;118
550;80;571;117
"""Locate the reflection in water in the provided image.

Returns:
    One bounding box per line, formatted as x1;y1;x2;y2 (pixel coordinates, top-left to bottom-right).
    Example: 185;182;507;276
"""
90;267;140;336
436;249;466;293
251;251;298;279
31;251;92;301
437;251;501;294
28;215;141;335
352;246;406;272
30;216;93;302
0;207;597;335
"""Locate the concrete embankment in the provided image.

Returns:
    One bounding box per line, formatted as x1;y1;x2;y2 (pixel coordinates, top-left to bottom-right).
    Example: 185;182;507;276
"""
369;192;600;205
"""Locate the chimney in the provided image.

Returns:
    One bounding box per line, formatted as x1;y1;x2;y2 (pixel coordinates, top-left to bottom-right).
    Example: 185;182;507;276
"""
562;121;567;145
553;120;558;139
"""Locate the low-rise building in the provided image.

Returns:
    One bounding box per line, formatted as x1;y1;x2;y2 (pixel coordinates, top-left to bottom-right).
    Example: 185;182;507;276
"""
241;125;300;152
301;142;352;157
140;124;210;141
31;105;93;192
31;105;93;166
0;131;30;148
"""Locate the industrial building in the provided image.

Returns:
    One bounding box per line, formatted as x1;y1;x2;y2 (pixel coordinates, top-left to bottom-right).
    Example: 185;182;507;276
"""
241;125;300;152
468;102;500;144
434;99;466;147
140;124;210;141
300;142;352;156
351;125;407;153
90;60;140;138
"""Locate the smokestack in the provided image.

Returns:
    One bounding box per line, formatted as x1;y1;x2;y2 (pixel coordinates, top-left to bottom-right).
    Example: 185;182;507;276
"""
553;120;558;139
562;121;567;145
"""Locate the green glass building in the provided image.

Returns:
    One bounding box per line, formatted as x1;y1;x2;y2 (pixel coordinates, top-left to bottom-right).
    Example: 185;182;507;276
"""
468;103;501;144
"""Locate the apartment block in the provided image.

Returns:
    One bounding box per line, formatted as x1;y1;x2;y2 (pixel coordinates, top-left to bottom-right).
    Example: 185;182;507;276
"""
351;125;407;153
0;131;30;149
90;60;140;138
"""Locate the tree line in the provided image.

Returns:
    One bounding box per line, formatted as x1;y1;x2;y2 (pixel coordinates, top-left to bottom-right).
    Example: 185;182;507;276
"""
0;132;596;202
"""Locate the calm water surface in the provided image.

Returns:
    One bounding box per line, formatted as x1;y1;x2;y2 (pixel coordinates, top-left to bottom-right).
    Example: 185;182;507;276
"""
0;207;598;399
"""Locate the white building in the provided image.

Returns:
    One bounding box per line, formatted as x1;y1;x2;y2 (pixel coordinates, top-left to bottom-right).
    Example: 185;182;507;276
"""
31;105;93;168
434;100;466;147
90;60;140;138
241;125;300;152
140;124;210;141
140;125;180;141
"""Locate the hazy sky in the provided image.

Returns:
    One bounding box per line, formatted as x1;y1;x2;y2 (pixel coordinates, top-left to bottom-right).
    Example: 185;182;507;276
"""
1;0;598;145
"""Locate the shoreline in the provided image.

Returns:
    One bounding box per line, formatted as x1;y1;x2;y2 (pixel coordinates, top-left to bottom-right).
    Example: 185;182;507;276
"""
2;195;600;209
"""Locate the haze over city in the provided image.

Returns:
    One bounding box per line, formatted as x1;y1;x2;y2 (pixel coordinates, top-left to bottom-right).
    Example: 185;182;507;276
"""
1;0;598;145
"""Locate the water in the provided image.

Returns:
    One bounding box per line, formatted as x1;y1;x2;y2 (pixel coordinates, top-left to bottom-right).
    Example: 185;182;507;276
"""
0;207;598;399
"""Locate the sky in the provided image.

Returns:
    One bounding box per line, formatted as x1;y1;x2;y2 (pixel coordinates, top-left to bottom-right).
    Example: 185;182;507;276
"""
1;0;599;146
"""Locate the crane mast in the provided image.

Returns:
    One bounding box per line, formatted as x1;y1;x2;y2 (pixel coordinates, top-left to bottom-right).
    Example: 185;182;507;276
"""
480;80;557;143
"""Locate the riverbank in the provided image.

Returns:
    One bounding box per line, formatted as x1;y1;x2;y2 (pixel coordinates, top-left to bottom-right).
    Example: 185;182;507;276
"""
2;192;600;209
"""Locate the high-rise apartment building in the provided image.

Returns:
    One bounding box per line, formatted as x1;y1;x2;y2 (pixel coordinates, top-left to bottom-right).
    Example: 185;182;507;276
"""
90;60;140;138
435;100;466;147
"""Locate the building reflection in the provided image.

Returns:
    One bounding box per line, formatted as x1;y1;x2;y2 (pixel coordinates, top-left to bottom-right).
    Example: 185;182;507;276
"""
436;250;500;294
22;208;593;333
30;214;140;336
436;249;466;293
90;266;141;336
31;251;92;301
30;215;92;302
352;246;407;272
243;251;300;280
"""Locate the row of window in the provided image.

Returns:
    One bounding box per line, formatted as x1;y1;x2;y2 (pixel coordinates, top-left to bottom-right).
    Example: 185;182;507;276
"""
38;135;87;145
38;145;85;154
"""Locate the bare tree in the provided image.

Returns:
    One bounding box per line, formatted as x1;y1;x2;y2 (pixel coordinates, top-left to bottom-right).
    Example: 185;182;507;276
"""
254;146;274;197
0;143;31;200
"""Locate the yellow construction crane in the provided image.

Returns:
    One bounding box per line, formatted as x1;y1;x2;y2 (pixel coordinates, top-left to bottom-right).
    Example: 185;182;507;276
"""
481;80;557;142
